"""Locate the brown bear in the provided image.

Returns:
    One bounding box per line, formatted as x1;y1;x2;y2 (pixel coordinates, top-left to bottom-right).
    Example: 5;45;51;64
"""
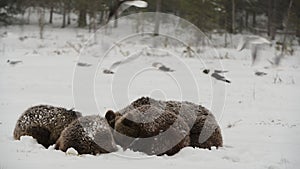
13;105;82;148
55;115;118;155
106;105;190;156
164;100;223;149
106;97;223;151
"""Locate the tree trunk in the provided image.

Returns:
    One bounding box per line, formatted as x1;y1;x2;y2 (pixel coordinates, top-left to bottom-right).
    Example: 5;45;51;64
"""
270;0;277;40
67;11;71;25
224;32;228;48
27;7;31;24
62;5;66;28
154;0;161;36
297;25;300;38
38;8;45;39
245;11;249;29
252;11;256;28
99;10;104;25
281;0;294;53
49;6;53;24
78;9;87;27
268;0;274;38
232;0;236;33
114;11;118;28
67;2;71;25
239;16;243;33
88;13;96;33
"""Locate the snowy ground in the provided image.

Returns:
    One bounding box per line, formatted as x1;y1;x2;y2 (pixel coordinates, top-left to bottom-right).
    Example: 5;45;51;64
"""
1;14;300;169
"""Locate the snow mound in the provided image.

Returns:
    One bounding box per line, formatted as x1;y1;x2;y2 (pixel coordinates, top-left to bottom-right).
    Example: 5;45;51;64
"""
66;147;79;156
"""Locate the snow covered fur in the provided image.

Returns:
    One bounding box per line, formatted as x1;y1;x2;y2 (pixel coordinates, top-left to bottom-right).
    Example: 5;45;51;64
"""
55;115;117;155
13;105;82;148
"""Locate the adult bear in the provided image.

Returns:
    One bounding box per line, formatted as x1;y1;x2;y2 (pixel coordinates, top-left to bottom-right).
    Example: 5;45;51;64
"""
14;105;82;148
55;115;118;155
106;105;190;156
106;97;223;151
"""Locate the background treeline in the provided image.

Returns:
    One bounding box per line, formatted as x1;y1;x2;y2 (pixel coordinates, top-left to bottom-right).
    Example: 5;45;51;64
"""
0;0;299;38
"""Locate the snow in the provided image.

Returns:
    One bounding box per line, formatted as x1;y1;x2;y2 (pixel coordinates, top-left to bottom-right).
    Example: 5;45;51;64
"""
66;148;79;156
0;13;300;169
82;117;109;140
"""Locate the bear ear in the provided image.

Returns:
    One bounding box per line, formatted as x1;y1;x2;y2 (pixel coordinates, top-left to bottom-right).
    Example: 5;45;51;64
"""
105;110;116;122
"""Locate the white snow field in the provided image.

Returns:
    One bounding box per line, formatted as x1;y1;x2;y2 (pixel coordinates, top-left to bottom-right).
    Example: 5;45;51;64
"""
1;14;300;169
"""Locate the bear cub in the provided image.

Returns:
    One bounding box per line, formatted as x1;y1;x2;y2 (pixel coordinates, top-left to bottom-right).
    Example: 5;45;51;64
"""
55;115;118;155
14;105;82;148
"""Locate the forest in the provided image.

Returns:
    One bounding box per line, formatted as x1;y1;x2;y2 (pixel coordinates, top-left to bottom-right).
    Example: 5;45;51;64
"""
1;0;299;39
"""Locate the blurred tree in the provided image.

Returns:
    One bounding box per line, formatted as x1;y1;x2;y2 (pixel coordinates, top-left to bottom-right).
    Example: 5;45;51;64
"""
232;0;236;33
75;0;88;27
154;0;161;36
46;0;57;24
290;0;300;37
87;0;102;31
0;0;24;25
177;0;219;32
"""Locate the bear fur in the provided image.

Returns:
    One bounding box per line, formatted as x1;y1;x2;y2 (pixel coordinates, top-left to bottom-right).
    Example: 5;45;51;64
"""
107;105;190;156
106;97;223;151
13;105;82;148
163;100;223;149
55;115;118;155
